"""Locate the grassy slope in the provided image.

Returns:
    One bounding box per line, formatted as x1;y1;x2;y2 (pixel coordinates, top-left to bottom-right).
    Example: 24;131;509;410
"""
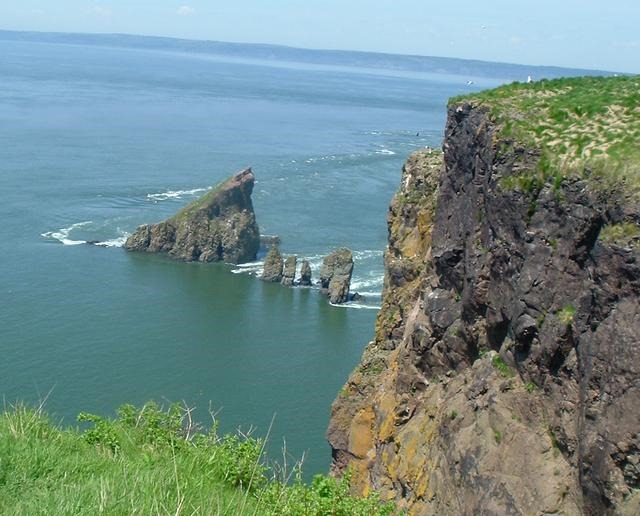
169;183;221;223
451;75;640;246
451;75;640;195
0;403;393;515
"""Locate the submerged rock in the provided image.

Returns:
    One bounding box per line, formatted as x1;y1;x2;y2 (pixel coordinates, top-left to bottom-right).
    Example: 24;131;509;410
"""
299;260;312;286
319;248;354;304
124;168;260;264
261;246;284;282
281;255;297;286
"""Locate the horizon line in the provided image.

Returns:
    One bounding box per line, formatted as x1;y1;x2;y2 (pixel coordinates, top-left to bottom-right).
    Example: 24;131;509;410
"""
0;28;621;76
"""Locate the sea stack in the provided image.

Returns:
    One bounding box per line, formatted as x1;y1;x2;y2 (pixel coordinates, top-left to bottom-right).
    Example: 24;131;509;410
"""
299;260;312;286
281;255;297;286
261;246;284;282
124;168;260;264
319;248;354;304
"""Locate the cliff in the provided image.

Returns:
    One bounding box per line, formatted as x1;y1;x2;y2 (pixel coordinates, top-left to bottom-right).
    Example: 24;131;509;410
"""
125;168;260;263
327;76;640;515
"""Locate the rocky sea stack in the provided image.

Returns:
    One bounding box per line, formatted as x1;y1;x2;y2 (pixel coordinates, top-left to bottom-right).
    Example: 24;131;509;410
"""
125;168;260;264
328;76;640;515
320;248;354;304
261;246;284;282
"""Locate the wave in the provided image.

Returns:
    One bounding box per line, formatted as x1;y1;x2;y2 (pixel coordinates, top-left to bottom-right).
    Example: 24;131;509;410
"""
330;302;381;310
350;276;384;290
41;221;93;246
352;249;384;260
146;187;209;202
41;221;129;248
93;234;129;248
355;291;382;297
231;260;264;275
375;148;396;156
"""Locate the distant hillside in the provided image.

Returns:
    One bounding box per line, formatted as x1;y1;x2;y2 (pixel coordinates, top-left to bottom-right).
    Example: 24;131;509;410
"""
0;30;617;81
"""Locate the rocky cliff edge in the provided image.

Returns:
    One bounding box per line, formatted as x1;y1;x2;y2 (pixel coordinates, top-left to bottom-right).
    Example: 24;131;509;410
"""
327;76;640;515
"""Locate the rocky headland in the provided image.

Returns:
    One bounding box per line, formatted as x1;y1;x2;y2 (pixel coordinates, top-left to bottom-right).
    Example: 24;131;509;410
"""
328;76;640;515
124;168;260;264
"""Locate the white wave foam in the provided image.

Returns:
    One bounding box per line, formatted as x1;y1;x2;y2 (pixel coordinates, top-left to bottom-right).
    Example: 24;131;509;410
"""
42;222;130;248
330;302;381;310
375;148;396;156
231;260;264;276
94;234;129;248
352;249;384;260
146;187;208;202
355;291;382;297
351;277;384;290
41;221;93;246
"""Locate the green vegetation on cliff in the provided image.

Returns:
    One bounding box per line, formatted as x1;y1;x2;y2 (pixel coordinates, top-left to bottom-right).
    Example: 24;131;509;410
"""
0;403;393;515
451;75;640;196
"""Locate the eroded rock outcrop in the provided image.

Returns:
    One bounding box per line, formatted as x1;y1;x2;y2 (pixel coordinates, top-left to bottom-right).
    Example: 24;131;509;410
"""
261;246;284;282
125;168;260;264
328;77;640;515
320;248;354;304
299;260;312;286
281;255;297;286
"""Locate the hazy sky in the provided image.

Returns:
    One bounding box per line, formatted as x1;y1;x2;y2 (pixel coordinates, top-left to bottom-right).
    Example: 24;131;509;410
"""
1;1;638;73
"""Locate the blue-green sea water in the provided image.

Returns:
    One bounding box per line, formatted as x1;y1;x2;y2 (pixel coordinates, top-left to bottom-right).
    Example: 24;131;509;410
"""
0;38;517;476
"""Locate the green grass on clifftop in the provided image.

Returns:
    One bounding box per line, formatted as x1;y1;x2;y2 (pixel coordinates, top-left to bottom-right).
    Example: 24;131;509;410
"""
170;181;224;223
0;402;394;515
450;75;640;196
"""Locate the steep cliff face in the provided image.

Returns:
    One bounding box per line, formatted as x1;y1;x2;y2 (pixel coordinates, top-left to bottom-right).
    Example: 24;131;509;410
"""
125;168;260;264
328;77;640;515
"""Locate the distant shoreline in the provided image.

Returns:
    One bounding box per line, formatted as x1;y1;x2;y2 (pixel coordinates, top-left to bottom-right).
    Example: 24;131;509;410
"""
0;29;619;80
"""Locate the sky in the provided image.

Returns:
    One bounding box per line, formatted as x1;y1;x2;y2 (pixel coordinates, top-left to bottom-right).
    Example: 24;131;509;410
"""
1;1;638;73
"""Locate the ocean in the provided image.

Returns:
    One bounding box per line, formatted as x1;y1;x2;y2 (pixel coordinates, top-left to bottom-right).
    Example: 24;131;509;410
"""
0;35;585;476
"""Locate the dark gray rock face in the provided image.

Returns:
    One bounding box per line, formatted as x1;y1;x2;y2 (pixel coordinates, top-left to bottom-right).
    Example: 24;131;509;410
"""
124;168;260;264
327;105;640;515
261;246;284;282
299;260;312;286
319;248;354;304
281;255;297;286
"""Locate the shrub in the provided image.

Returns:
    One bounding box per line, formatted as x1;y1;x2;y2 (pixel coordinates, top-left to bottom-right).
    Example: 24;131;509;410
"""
492;355;515;377
557;305;576;326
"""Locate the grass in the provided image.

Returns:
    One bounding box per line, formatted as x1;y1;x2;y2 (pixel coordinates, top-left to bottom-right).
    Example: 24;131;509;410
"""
170;182;222;223
599;221;640;247
556;305;576;326
450;75;640;197
0;402;394;515
491;355;515;378
524;381;537;394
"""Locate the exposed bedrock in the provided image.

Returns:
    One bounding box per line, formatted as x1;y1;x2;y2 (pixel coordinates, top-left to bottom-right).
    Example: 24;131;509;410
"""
327;104;640;514
319;248;354;304
261;246;284;282
281;255;297;286
299;260;313;286
124;168;260;264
